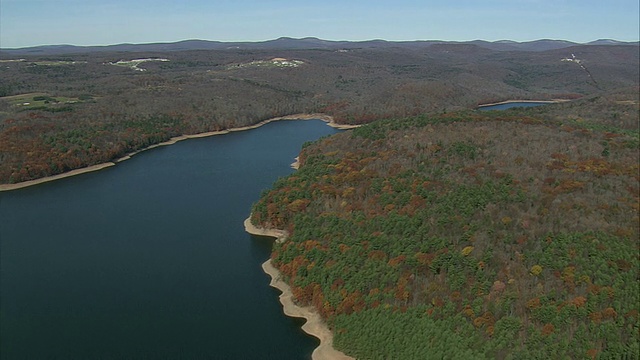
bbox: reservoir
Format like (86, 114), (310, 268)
(0, 119), (340, 359)
(477, 101), (552, 111)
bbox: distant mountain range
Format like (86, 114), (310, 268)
(2, 37), (638, 55)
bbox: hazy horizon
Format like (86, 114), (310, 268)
(1, 0), (638, 49)
(2, 36), (639, 50)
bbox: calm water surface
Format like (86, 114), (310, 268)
(478, 101), (550, 111)
(0, 120), (340, 359)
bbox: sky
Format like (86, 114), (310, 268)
(1, 0), (638, 48)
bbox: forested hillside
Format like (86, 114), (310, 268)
(1, 44), (637, 184)
(250, 106), (639, 358)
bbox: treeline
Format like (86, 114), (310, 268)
(250, 111), (639, 358)
(1, 45), (638, 183)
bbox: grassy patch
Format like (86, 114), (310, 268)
(1, 93), (91, 111)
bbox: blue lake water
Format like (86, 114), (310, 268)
(478, 101), (551, 111)
(0, 120), (341, 359)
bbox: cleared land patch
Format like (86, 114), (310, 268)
(2, 93), (94, 111)
(108, 58), (170, 71)
(227, 58), (304, 70)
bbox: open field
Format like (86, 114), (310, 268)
(1, 93), (93, 112)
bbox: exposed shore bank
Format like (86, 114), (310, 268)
(0, 163), (116, 192)
(244, 218), (354, 360)
(291, 157), (300, 170)
(477, 99), (570, 108)
(0, 113), (357, 192)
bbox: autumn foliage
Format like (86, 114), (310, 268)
(251, 111), (639, 358)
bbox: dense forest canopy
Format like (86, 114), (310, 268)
(0, 43), (638, 184)
(250, 108), (639, 359)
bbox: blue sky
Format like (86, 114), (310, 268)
(1, 0), (638, 48)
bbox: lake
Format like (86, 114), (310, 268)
(477, 101), (552, 111)
(0, 120), (341, 359)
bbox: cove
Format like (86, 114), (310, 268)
(477, 101), (554, 111)
(0, 119), (341, 359)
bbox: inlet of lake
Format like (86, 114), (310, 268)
(0, 119), (341, 359)
(477, 101), (552, 111)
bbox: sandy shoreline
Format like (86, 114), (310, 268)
(0, 113), (357, 192)
(0, 163), (116, 192)
(244, 217), (354, 360)
(291, 157), (300, 170)
(477, 99), (569, 108)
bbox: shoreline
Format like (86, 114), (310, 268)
(477, 99), (570, 108)
(0, 113), (357, 192)
(244, 217), (354, 360)
(0, 163), (116, 192)
(291, 157), (300, 170)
